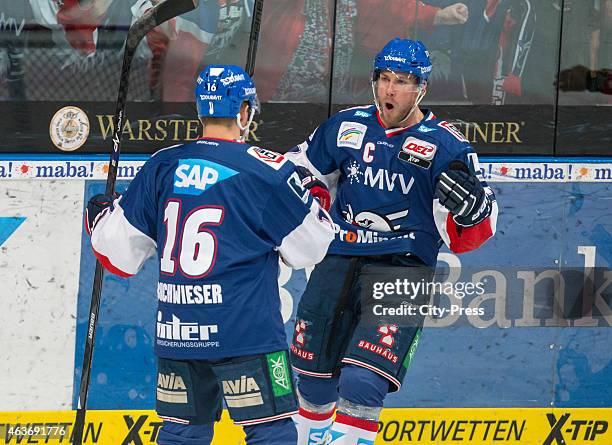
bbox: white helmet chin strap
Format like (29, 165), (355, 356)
(236, 107), (256, 141)
(396, 87), (426, 126)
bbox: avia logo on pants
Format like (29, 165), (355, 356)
(157, 372), (188, 404)
(222, 375), (263, 408)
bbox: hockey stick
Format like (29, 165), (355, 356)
(245, 0), (264, 76)
(72, 1), (198, 444)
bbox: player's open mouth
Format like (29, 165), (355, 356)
(384, 103), (395, 111)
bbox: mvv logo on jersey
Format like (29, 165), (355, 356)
(174, 159), (238, 196)
(157, 372), (188, 404)
(222, 375), (264, 408)
(337, 121), (367, 150)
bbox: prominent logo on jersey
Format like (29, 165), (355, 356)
(398, 137), (438, 169)
(267, 351), (292, 397)
(156, 311), (218, 342)
(49, 106), (90, 151)
(416, 124), (435, 133)
(0, 217), (25, 246)
(222, 375), (264, 408)
(346, 161), (364, 184)
(344, 204), (410, 232)
(354, 110), (371, 118)
(384, 55), (406, 63)
(336, 226), (416, 245)
(156, 372), (188, 404)
(247, 146), (287, 170)
(173, 159), (238, 196)
(337, 121), (367, 150)
(364, 166), (415, 195)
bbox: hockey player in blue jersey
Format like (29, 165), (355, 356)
(285, 38), (499, 445)
(85, 65), (335, 445)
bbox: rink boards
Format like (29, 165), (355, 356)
(0, 408), (611, 444)
(0, 156), (611, 443)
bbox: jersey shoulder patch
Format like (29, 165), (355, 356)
(337, 121), (368, 150)
(247, 146), (288, 171)
(437, 120), (468, 142)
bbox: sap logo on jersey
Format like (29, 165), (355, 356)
(174, 159), (238, 196)
(337, 121), (367, 150)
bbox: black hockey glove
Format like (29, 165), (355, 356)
(435, 161), (492, 227)
(294, 166), (331, 211)
(85, 193), (120, 235)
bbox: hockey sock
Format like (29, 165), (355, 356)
(326, 412), (378, 445)
(243, 418), (297, 445)
(293, 405), (335, 445)
(324, 364), (389, 444)
(295, 374), (339, 445)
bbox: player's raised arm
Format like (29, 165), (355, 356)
(262, 166), (335, 269)
(433, 151), (498, 253)
(284, 121), (342, 191)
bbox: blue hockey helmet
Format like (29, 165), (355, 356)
(195, 64), (260, 119)
(373, 38), (432, 84)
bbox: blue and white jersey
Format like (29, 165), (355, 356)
(91, 138), (334, 360)
(286, 105), (498, 266)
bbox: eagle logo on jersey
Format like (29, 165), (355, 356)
(337, 122), (367, 150)
(343, 204), (409, 232)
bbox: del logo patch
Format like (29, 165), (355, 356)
(398, 137), (437, 169)
(247, 146), (287, 170)
(337, 121), (367, 150)
(174, 159), (238, 196)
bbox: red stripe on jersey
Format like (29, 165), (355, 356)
(92, 247), (133, 278)
(446, 214), (494, 254)
(376, 111), (411, 137)
(334, 413), (379, 432)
